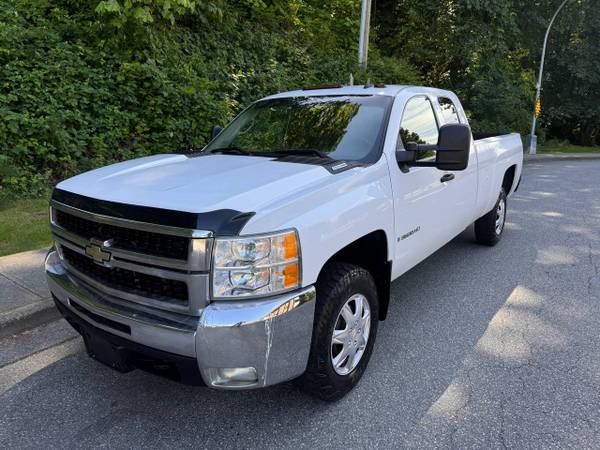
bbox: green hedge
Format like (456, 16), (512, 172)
(0, 0), (419, 196)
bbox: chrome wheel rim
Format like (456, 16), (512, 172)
(330, 293), (371, 376)
(495, 198), (505, 235)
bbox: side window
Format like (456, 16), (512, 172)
(438, 97), (461, 124)
(399, 96), (439, 160)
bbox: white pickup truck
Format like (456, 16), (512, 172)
(46, 85), (522, 400)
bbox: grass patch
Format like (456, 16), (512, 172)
(538, 144), (600, 153)
(0, 197), (51, 257)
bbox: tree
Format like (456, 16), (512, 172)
(536, 0), (599, 145)
(373, 0), (598, 144)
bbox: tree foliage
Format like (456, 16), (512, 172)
(539, 1), (600, 145)
(0, 0), (417, 195)
(95, 0), (223, 25)
(373, 0), (598, 142)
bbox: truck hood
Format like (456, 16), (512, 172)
(56, 154), (333, 214)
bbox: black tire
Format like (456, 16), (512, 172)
(474, 188), (507, 246)
(296, 262), (379, 401)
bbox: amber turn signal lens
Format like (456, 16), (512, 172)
(283, 232), (299, 260)
(281, 262), (299, 288)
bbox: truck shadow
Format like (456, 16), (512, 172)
(1, 161), (599, 448)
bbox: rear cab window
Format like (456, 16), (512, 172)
(438, 97), (461, 125)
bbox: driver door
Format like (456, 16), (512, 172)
(388, 95), (460, 276)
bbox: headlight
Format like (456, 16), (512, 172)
(212, 230), (301, 299)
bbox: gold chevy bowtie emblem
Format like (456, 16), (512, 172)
(85, 239), (113, 265)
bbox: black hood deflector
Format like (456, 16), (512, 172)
(51, 188), (254, 236)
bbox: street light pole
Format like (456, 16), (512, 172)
(529, 0), (570, 155)
(358, 0), (372, 70)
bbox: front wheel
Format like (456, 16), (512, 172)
(296, 263), (379, 401)
(474, 188), (507, 246)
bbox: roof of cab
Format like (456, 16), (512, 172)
(263, 84), (409, 100)
(262, 84), (454, 100)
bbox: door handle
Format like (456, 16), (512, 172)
(440, 173), (455, 183)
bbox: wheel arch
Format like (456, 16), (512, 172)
(318, 230), (392, 321)
(502, 164), (517, 196)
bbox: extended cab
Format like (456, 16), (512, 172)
(46, 85), (523, 400)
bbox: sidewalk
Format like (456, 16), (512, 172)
(0, 248), (58, 338)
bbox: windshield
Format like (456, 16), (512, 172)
(204, 95), (393, 162)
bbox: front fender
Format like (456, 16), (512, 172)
(241, 158), (395, 287)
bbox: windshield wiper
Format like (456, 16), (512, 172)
(208, 146), (252, 155)
(209, 147), (333, 160)
(265, 149), (331, 159)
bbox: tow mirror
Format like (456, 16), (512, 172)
(211, 124), (223, 140)
(435, 124), (471, 170)
(396, 124), (471, 171)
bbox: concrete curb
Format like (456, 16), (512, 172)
(0, 298), (60, 339)
(524, 153), (600, 163)
(0, 248), (58, 338)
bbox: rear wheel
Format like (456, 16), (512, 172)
(297, 263), (379, 401)
(474, 188), (507, 246)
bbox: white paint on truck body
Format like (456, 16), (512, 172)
(57, 84), (523, 289)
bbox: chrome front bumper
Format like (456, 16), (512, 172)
(45, 249), (316, 389)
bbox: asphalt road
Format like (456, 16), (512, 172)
(1, 160), (600, 449)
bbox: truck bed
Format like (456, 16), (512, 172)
(472, 132), (523, 218)
(472, 132), (514, 141)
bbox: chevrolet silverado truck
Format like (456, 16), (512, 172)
(46, 85), (523, 400)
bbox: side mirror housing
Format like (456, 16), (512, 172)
(435, 124), (471, 171)
(211, 124), (223, 140)
(396, 124), (471, 171)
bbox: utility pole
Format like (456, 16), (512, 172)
(358, 0), (372, 70)
(529, 0), (570, 155)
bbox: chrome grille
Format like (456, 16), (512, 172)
(50, 200), (212, 315)
(55, 209), (189, 260)
(61, 246), (188, 304)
